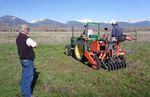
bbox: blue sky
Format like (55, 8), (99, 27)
(0, 0), (149, 23)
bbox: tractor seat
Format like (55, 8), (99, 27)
(117, 35), (126, 42)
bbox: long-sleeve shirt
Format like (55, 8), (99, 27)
(111, 25), (123, 37)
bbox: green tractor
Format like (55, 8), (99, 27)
(65, 22), (101, 60)
(65, 22), (134, 70)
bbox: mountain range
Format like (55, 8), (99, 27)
(0, 15), (150, 29)
(0, 15), (28, 27)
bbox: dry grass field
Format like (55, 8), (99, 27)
(0, 31), (149, 44)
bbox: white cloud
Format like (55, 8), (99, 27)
(115, 19), (150, 23)
(76, 18), (99, 23)
(127, 19), (150, 23)
(102, 19), (150, 23)
(31, 18), (47, 23)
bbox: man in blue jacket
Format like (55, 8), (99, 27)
(108, 20), (124, 51)
(110, 20), (123, 39)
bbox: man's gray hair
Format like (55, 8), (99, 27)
(20, 24), (30, 32)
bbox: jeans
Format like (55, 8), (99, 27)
(20, 59), (34, 97)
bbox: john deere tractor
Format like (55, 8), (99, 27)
(65, 22), (135, 70)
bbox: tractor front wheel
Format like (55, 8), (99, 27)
(65, 45), (72, 56)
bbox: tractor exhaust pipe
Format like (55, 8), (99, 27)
(72, 26), (74, 38)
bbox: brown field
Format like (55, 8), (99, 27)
(0, 31), (149, 44)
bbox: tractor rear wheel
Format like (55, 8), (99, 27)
(65, 45), (72, 56)
(93, 56), (101, 70)
(74, 39), (87, 61)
